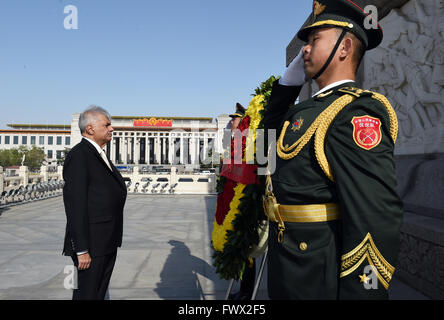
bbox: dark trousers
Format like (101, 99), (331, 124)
(71, 251), (117, 300)
(228, 259), (256, 300)
(240, 259), (256, 297)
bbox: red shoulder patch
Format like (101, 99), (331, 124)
(351, 116), (382, 150)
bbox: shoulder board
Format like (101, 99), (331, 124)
(337, 87), (374, 98)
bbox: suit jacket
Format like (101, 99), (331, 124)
(62, 138), (127, 258)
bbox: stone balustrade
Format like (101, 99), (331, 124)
(0, 165), (64, 208)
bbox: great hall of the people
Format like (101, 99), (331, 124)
(0, 113), (232, 169)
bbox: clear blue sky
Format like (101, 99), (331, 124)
(0, 0), (312, 129)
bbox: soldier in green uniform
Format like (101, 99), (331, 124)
(263, 0), (404, 299)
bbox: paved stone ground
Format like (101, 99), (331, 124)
(0, 195), (429, 300)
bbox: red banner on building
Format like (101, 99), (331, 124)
(133, 118), (173, 127)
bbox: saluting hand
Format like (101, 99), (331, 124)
(280, 47), (309, 86)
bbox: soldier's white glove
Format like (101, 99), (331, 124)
(279, 48), (308, 86)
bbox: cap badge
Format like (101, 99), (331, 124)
(313, 1), (326, 16)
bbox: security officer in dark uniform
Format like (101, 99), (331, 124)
(230, 102), (246, 120)
(263, 0), (403, 299)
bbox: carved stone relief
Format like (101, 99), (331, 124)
(363, 0), (444, 155)
(397, 231), (444, 298)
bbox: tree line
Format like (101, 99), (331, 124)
(0, 147), (70, 171)
(0, 146), (45, 171)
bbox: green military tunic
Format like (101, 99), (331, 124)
(263, 80), (403, 299)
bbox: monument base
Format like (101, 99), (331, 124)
(395, 154), (444, 299)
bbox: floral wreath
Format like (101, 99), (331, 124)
(211, 76), (278, 280)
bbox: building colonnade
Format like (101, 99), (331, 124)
(106, 130), (216, 166)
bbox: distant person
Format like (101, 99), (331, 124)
(229, 103), (244, 131)
(62, 105), (127, 300)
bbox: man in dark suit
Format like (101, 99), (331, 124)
(62, 105), (127, 300)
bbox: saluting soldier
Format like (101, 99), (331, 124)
(263, 0), (403, 299)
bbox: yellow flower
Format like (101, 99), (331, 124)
(245, 94), (265, 130)
(244, 94), (265, 163)
(212, 183), (246, 252)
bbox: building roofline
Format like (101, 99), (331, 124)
(112, 116), (213, 121)
(112, 127), (217, 132)
(7, 124), (71, 129)
(7, 116), (214, 128)
(0, 130), (71, 134)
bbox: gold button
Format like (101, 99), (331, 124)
(299, 242), (308, 251)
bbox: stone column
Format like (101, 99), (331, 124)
(154, 135), (160, 164)
(133, 165), (140, 181)
(40, 165), (49, 182)
(19, 166), (29, 187)
(190, 136), (196, 165)
(203, 135), (209, 164)
(19, 166), (28, 187)
(162, 137), (165, 164)
(115, 137), (119, 164)
(168, 136), (174, 165)
(117, 137), (121, 164)
(184, 136), (190, 165)
(146, 137), (150, 165)
(180, 136), (184, 164)
(170, 166), (177, 185)
(195, 136), (200, 165)
(122, 137), (128, 165)
(0, 166), (4, 193)
(134, 138), (140, 165)
(162, 137), (167, 164)
(185, 137), (190, 165)
(57, 166), (63, 181)
(129, 137), (134, 164)
(196, 136), (200, 165)
(110, 137), (116, 163)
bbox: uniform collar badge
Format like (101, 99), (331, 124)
(315, 90), (333, 99)
(291, 117), (304, 132)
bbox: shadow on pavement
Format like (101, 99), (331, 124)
(155, 240), (219, 299)
(0, 206), (10, 217)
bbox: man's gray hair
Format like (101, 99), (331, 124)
(78, 105), (112, 134)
